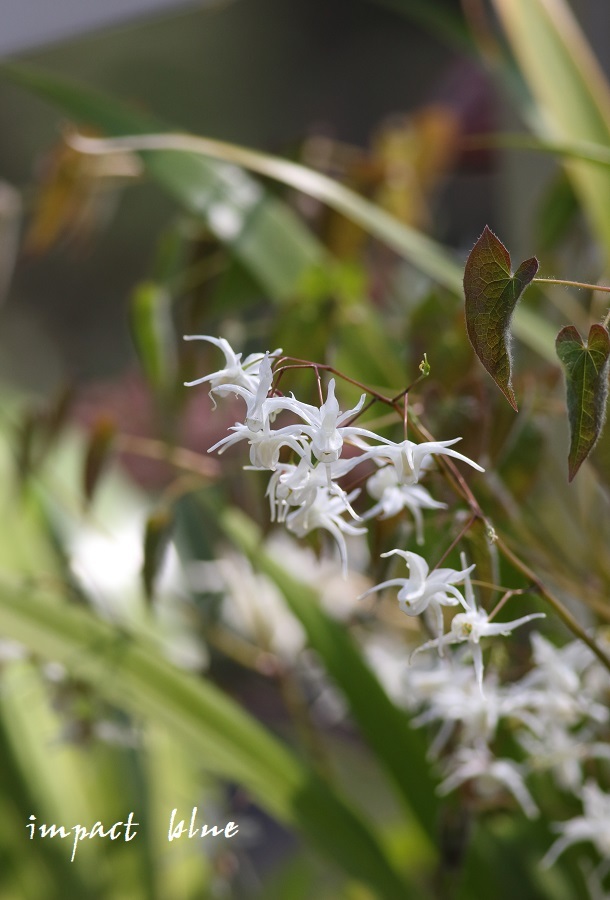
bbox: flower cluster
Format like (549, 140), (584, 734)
(187, 335), (610, 886)
(185, 335), (484, 572)
(366, 625), (610, 872)
(362, 550), (544, 688)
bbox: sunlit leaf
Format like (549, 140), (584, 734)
(0, 661), (100, 892)
(464, 226), (539, 410)
(0, 713), (88, 898)
(555, 323), (610, 481)
(0, 584), (410, 898)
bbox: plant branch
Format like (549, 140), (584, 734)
(115, 434), (220, 479)
(533, 277), (610, 294)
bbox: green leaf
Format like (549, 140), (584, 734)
(464, 226), (539, 410)
(130, 281), (177, 395)
(0, 663), (99, 897)
(555, 323), (610, 481)
(0, 584), (410, 898)
(142, 505), (174, 601)
(82, 415), (116, 506)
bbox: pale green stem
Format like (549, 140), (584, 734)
(534, 277), (610, 294)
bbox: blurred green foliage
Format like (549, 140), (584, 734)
(0, 0), (610, 897)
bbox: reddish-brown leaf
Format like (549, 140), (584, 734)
(464, 226), (538, 410)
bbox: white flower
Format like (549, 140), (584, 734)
(184, 335), (281, 393)
(360, 437), (484, 485)
(208, 420), (307, 470)
(520, 633), (608, 725)
(517, 724), (610, 792)
(438, 746), (539, 819)
(0, 639), (27, 662)
(277, 379), (380, 464)
(411, 664), (506, 755)
(359, 550), (474, 644)
(542, 782), (610, 867)
(266, 455), (363, 523)
(361, 633), (413, 708)
(412, 555), (545, 690)
(186, 553), (305, 659)
(211, 352), (283, 432)
(264, 530), (368, 620)
(526, 632), (593, 695)
(362, 465), (447, 543)
(285, 487), (366, 576)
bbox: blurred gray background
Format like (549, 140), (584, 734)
(1, 0), (607, 390)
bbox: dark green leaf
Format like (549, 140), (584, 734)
(82, 415), (115, 506)
(555, 323), (610, 481)
(14, 387), (73, 484)
(142, 505), (174, 601)
(464, 226), (539, 410)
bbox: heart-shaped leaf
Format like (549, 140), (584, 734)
(464, 226), (539, 410)
(556, 323), (610, 481)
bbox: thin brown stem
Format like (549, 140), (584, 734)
(115, 434), (219, 480)
(432, 515), (476, 571)
(487, 588), (527, 621)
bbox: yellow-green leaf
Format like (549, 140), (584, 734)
(492, 0), (610, 259)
